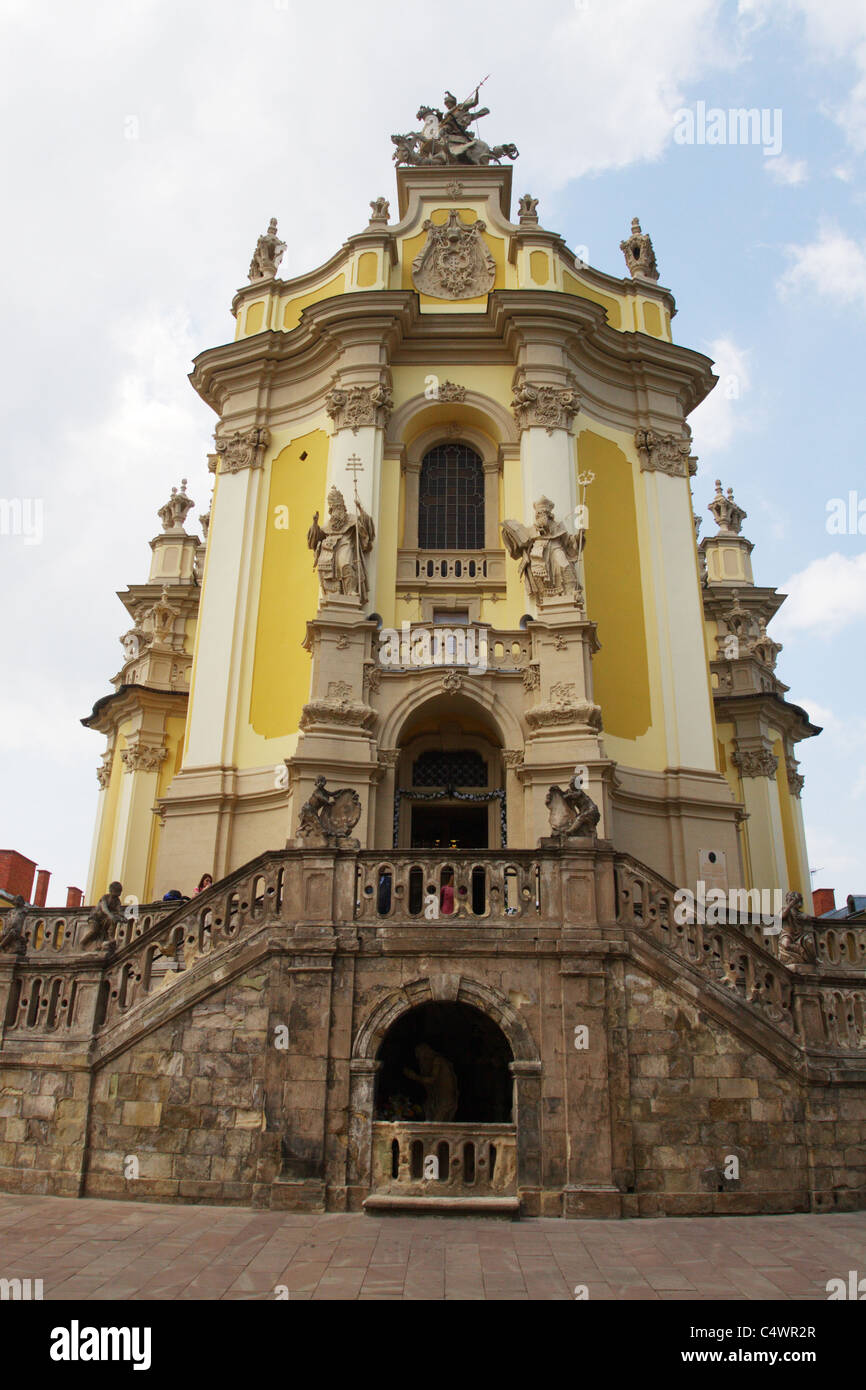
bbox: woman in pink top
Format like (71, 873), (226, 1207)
(440, 873), (455, 916)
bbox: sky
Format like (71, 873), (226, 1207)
(0, 0), (863, 903)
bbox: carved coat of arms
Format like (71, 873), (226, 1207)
(411, 209), (496, 300)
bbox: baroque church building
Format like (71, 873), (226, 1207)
(1, 97), (864, 1218)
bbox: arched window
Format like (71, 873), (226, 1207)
(418, 443), (484, 550)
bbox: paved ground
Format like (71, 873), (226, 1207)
(1, 1194), (864, 1300)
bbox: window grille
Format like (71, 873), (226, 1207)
(412, 750), (488, 788)
(418, 444), (484, 550)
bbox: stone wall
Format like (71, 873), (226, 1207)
(1, 847), (864, 1217)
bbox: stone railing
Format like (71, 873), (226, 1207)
(396, 548), (507, 591)
(11, 902), (174, 959)
(815, 924), (866, 971)
(615, 856), (797, 1035)
(0, 852), (297, 1042)
(376, 623), (530, 676)
(371, 1121), (517, 1197)
(355, 851), (545, 924)
(3, 847), (865, 1054)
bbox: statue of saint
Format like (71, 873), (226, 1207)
(501, 497), (583, 603)
(307, 486), (375, 604)
(403, 1043), (458, 1122)
(391, 89), (518, 167)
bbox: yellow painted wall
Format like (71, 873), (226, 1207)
(579, 430), (652, 741)
(773, 735), (805, 895)
(642, 301), (662, 336)
(563, 271), (623, 330)
(282, 275), (346, 332)
(87, 734), (126, 901)
(143, 715), (187, 901)
(374, 456), (401, 629)
(245, 301), (265, 336)
(529, 251), (550, 285)
(357, 252), (378, 287)
(248, 431), (327, 740)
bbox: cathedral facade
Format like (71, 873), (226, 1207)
(1, 103), (863, 1218)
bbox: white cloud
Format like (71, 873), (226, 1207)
(777, 226), (866, 308)
(774, 553), (866, 637)
(689, 336), (752, 455)
(765, 154), (808, 184)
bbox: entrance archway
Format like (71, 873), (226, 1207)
(375, 1001), (514, 1123)
(392, 694), (506, 849)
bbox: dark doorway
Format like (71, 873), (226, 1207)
(410, 802), (488, 849)
(375, 1001), (513, 1122)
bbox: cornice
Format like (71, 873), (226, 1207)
(702, 584), (786, 621)
(81, 684), (189, 736)
(190, 287), (717, 431)
(712, 690), (822, 742)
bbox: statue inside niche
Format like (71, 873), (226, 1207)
(403, 1043), (458, 1122)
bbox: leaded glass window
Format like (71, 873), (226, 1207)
(418, 443), (484, 550)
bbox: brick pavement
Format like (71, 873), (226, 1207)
(0, 1194), (863, 1300)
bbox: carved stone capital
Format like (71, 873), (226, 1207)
(96, 751), (113, 790)
(786, 756), (805, 797)
(732, 744), (778, 780)
(511, 379), (580, 435)
(120, 742), (167, 774)
(214, 426), (270, 474)
(635, 427), (694, 477)
(503, 749), (524, 768)
(325, 380), (393, 434)
(378, 749), (400, 768)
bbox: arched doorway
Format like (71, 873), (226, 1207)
(375, 1001), (514, 1123)
(366, 1000), (520, 1204)
(392, 694), (506, 849)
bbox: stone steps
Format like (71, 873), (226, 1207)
(362, 1193), (520, 1218)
